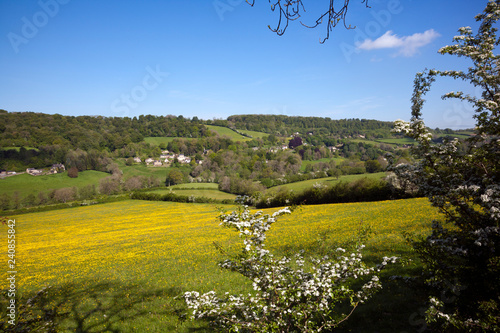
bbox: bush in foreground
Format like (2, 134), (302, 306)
(184, 199), (396, 332)
(392, 1), (500, 330)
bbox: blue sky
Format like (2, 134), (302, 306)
(0, 0), (489, 129)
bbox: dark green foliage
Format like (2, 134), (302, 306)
(166, 169), (184, 186)
(0, 112), (209, 150)
(227, 114), (395, 139)
(0, 112), (210, 171)
(256, 177), (405, 208)
(365, 160), (382, 173)
(125, 157), (134, 166)
(218, 176), (266, 196)
(0, 194), (11, 211)
(130, 191), (232, 204)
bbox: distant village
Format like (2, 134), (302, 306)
(0, 151), (198, 178)
(141, 150), (196, 167)
(1, 142), (353, 179)
(0, 163), (66, 178)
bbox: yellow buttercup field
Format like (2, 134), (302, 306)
(1, 198), (442, 332)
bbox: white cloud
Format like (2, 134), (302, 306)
(357, 29), (440, 56)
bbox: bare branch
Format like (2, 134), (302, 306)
(245, 1), (369, 43)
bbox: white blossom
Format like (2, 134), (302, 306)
(184, 202), (395, 332)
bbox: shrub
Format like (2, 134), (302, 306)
(184, 201), (396, 332)
(166, 169), (184, 186)
(391, 2), (500, 330)
(53, 187), (76, 203)
(67, 166), (78, 178)
(125, 157), (134, 166)
(256, 178), (397, 208)
(99, 176), (121, 195)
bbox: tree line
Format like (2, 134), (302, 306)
(226, 114), (395, 138)
(0, 111), (209, 151)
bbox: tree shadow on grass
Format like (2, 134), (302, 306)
(271, 232), (429, 332)
(1, 282), (213, 332)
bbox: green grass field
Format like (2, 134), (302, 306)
(300, 157), (345, 171)
(115, 158), (169, 181)
(0, 170), (109, 198)
(143, 137), (194, 146)
(168, 183), (219, 190)
(441, 133), (471, 139)
(143, 128), (269, 146)
(237, 129), (269, 139)
(149, 183), (237, 201)
(375, 137), (416, 145)
(267, 172), (387, 193)
(1, 198), (442, 332)
(347, 137), (415, 146)
(149, 189), (236, 201)
(206, 125), (251, 141)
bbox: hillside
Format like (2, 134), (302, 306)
(1, 198), (443, 332)
(227, 114), (395, 138)
(0, 110), (471, 213)
(0, 111), (209, 150)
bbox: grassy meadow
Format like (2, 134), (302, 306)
(299, 157), (345, 171)
(374, 137), (415, 145)
(1, 198), (443, 332)
(0, 170), (109, 198)
(148, 186), (237, 201)
(143, 137), (194, 146)
(267, 171), (387, 193)
(237, 129), (269, 139)
(115, 159), (169, 181)
(205, 125), (251, 141)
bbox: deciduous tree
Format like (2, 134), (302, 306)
(67, 166), (78, 178)
(184, 200), (395, 332)
(288, 135), (303, 149)
(166, 169), (184, 186)
(391, 1), (500, 330)
(99, 177), (121, 195)
(53, 187), (76, 203)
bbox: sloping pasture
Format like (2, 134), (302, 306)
(1, 198), (442, 332)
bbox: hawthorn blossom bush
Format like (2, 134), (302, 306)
(391, 1), (500, 330)
(184, 197), (396, 332)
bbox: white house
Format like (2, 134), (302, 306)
(26, 168), (43, 176)
(50, 164), (65, 174)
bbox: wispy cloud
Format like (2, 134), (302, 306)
(357, 29), (440, 56)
